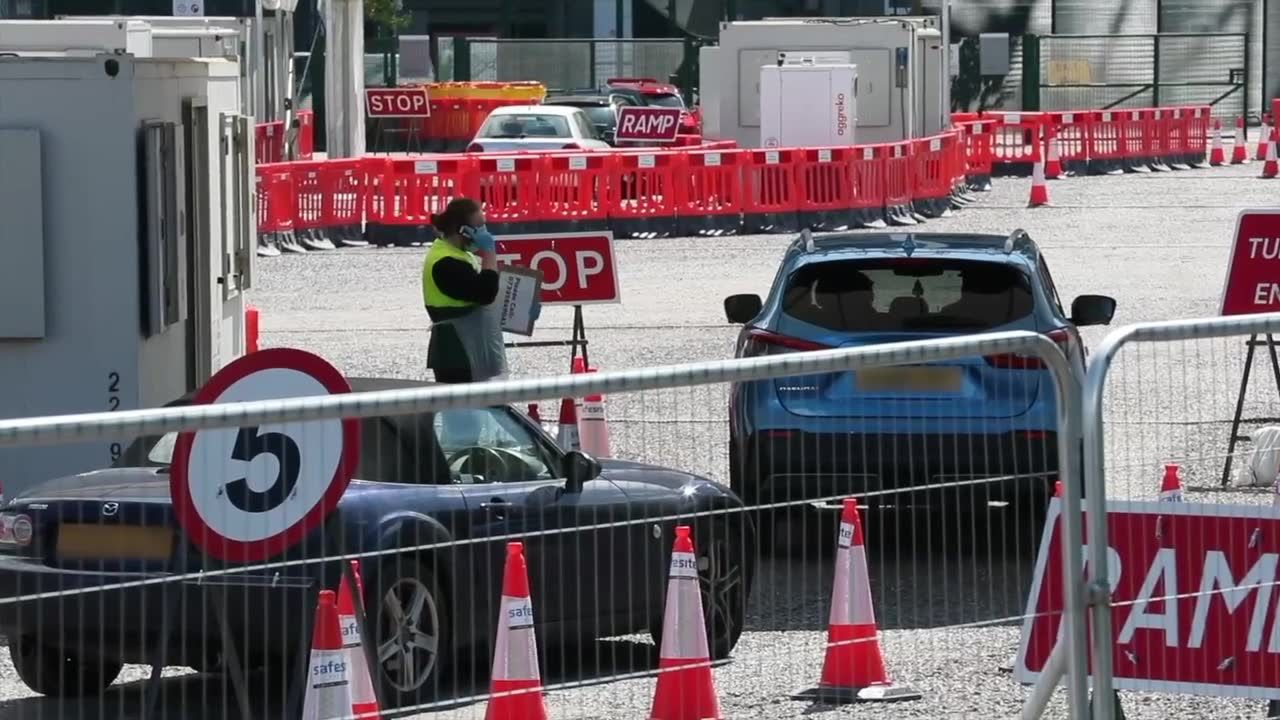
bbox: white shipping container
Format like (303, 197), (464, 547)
(759, 63), (857, 149)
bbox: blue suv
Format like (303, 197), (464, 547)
(723, 231), (1116, 539)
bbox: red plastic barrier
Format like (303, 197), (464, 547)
(538, 152), (612, 231)
(295, 111), (315, 160)
(880, 142), (915, 223)
(956, 119), (995, 186)
(989, 112), (1043, 165)
(255, 164), (295, 234)
(471, 154), (544, 234)
(676, 148), (746, 236)
(741, 148), (802, 234)
(608, 150), (681, 236)
(912, 133), (953, 218)
(797, 147), (855, 230)
(1042, 111), (1088, 172)
(255, 121), (286, 164)
(368, 156), (473, 228)
(849, 146), (887, 227)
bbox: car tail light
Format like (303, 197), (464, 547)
(466, 142), (483, 153)
(984, 328), (1072, 369)
(740, 327), (831, 358)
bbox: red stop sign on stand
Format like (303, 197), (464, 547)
(494, 232), (620, 305)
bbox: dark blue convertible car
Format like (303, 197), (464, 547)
(0, 378), (755, 710)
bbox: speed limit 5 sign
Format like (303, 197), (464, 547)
(169, 348), (360, 562)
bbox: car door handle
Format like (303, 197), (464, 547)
(480, 498), (511, 514)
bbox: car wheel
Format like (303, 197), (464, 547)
(367, 558), (449, 709)
(9, 634), (122, 697)
(649, 535), (748, 660)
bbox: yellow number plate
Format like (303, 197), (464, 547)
(56, 524), (174, 562)
(855, 366), (963, 393)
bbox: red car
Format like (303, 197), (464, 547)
(605, 77), (702, 136)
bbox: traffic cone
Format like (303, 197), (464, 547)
(1045, 137), (1062, 179)
(486, 542), (548, 720)
(579, 368), (611, 459)
(1159, 464), (1185, 502)
(1256, 114), (1272, 160)
(795, 499), (921, 703)
(527, 403), (541, 424)
(302, 590), (354, 720)
(337, 563), (380, 720)
(649, 525), (722, 720)
(571, 355), (587, 375)
(1232, 117), (1249, 164)
(1028, 161), (1049, 207)
(1209, 120), (1226, 166)
(555, 397), (580, 452)
(1262, 129), (1278, 179)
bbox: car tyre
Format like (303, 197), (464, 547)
(367, 557), (450, 710)
(9, 634), (122, 698)
(649, 534), (748, 660)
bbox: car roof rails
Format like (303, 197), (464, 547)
(1003, 228), (1033, 254)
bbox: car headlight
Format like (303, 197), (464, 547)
(0, 512), (32, 549)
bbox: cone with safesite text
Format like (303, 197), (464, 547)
(337, 562), (381, 720)
(1045, 137), (1062, 179)
(649, 526), (722, 720)
(579, 367), (612, 459)
(302, 590), (354, 720)
(1159, 463), (1185, 502)
(485, 542), (547, 720)
(1262, 128), (1278, 179)
(556, 397), (580, 452)
(1257, 115), (1272, 160)
(795, 499), (920, 704)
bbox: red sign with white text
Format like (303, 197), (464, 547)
(365, 88), (431, 118)
(1221, 209), (1280, 315)
(495, 232), (620, 305)
(1015, 499), (1280, 700)
(615, 106), (683, 143)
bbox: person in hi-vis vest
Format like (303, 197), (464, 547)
(422, 198), (540, 383)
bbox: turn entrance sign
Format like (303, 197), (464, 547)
(169, 348), (360, 562)
(1221, 209), (1280, 315)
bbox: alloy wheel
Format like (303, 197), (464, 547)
(377, 576), (441, 693)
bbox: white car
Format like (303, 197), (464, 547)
(466, 105), (612, 153)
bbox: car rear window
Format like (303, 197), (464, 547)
(478, 114), (571, 138)
(781, 258), (1035, 332)
(581, 106), (616, 126)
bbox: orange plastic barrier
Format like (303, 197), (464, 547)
(675, 148), (746, 236)
(742, 148), (802, 234)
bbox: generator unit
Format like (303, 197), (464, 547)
(759, 62), (858, 148)
(699, 16), (949, 148)
(0, 53), (255, 497)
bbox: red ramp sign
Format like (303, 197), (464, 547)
(615, 106), (683, 143)
(1016, 499), (1280, 699)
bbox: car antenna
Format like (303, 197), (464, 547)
(801, 227), (815, 253)
(1004, 229), (1030, 254)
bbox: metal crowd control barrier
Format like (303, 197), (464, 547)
(1080, 313), (1280, 720)
(0, 332), (1088, 719)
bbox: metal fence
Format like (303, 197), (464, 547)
(0, 332), (1086, 719)
(441, 37), (691, 92)
(1080, 313), (1280, 720)
(1033, 33), (1248, 121)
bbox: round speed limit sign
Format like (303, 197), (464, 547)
(169, 348), (360, 563)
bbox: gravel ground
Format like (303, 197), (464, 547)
(4, 157), (1280, 719)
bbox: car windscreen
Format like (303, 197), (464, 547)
(782, 258), (1035, 332)
(477, 114), (571, 138)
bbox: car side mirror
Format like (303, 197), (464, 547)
(724, 294), (763, 324)
(1070, 294), (1117, 326)
(562, 450), (601, 493)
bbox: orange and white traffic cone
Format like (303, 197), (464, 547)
(1028, 161), (1049, 207)
(337, 563), (381, 720)
(1232, 116), (1249, 164)
(1257, 114), (1272, 160)
(796, 499), (920, 703)
(1159, 463), (1185, 502)
(302, 590), (355, 720)
(485, 542), (547, 720)
(1045, 137), (1062, 179)
(649, 525), (722, 720)
(1209, 119), (1226, 166)
(1262, 129), (1278, 179)
(579, 367), (611, 459)
(555, 397), (580, 452)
